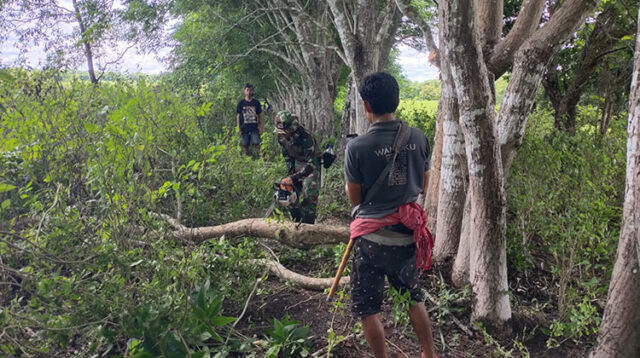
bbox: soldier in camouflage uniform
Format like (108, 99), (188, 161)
(275, 110), (321, 224)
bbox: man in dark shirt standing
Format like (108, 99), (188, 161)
(344, 72), (438, 358)
(236, 83), (263, 157)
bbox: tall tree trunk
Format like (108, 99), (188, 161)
(328, 0), (402, 134)
(72, 0), (98, 85)
(590, 10), (640, 357)
(423, 80), (445, 231)
(452, 194), (472, 287)
(290, 1), (342, 136)
(487, 0), (546, 78)
(434, 66), (467, 263)
(475, 0), (503, 57)
(447, 0), (546, 288)
(338, 74), (355, 155)
(256, 0), (341, 136)
(441, 0), (511, 328)
(441, 0), (599, 329)
(499, 0), (600, 172)
(441, 0), (548, 286)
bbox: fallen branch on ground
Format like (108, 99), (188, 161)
(166, 217), (350, 248)
(253, 259), (350, 291)
(311, 332), (358, 357)
(424, 291), (474, 337)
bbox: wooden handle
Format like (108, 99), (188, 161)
(326, 238), (355, 302)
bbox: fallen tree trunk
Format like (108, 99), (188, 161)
(162, 216), (352, 289)
(171, 218), (350, 248)
(254, 259), (350, 291)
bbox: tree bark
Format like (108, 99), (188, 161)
(255, 0), (343, 136)
(171, 218), (350, 248)
(452, 194), (472, 287)
(498, 0), (600, 172)
(423, 90), (444, 231)
(435, 0), (599, 332)
(433, 65), (467, 263)
(475, 0), (503, 57)
(487, 0), (546, 78)
(441, 0), (511, 328)
(590, 10), (640, 356)
(289, 0), (342, 135)
(328, 0), (402, 134)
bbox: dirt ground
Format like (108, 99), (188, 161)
(236, 261), (594, 358)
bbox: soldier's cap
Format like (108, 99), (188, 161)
(275, 110), (299, 133)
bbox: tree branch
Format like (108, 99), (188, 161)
(171, 218), (350, 248)
(488, 0), (546, 77)
(394, 0), (439, 62)
(254, 259), (350, 291)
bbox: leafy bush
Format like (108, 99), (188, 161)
(0, 70), (286, 356)
(506, 107), (626, 343)
(396, 99), (437, 141)
(263, 316), (312, 358)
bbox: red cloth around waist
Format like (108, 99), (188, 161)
(350, 202), (434, 271)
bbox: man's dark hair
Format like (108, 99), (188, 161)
(244, 83), (254, 89)
(358, 72), (399, 115)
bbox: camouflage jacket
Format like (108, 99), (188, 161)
(277, 127), (321, 181)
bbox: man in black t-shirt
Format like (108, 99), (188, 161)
(236, 83), (263, 157)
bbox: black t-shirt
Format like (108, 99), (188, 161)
(236, 99), (262, 133)
(344, 120), (430, 218)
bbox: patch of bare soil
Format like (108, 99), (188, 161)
(234, 260), (595, 358)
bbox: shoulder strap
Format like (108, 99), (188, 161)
(351, 121), (411, 217)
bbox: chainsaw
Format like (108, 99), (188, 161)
(263, 181), (299, 218)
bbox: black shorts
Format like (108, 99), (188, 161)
(241, 130), (260, 146)
(350, 237), (423, 318)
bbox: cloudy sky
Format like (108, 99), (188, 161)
(0, 40), (438, 82)
(396, 44), (439, 81)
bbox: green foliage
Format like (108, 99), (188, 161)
(494, 77), (509, 105)
(546, 296), (600, 348)
(122, 280), (238, 358)
(507, 106), (626, 343)
(171, 0), (280, 94)
(400, 80), (441, 100)
(396, 99), (437, 142)
(0, 70), (286, 356)
(263, 316), (312, 358)
(316, 160), (351, 222)
(389, 287), (414, 334)
(325, 288), (349, 357)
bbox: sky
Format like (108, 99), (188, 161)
(0, 40), (439, 82)
(396, 44), (439, 82)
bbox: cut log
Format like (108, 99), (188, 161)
(172, 218), (350, 248)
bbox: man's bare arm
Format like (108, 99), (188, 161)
(345, 181), (362, 206)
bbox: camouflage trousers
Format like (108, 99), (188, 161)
(291, 162), (319, 224)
